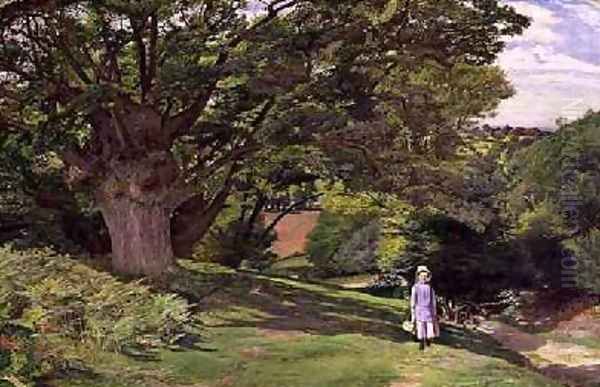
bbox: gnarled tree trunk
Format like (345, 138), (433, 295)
(61, 101), (239, 277)
(101, 198), (174, 277)
(94, 150), (183, 277)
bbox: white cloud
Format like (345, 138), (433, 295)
(487, 45), (600, 127)
(498, 45), (600, 74)
(484, 94), (558, 128)
(485, 85), (600, 128)
(483, 1), (600, 128)
(563, 1), (600, 28)
(506, 1), (563, 44)
(484, 64), (600, 128)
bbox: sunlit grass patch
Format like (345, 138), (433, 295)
(539, 332), (600, 351)
(324, 274), (377, 288)
(47, 261), (563, 387)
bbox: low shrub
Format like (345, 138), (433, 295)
(327, 220), (380, 276)
(0, 323), (42, 387)
(201, 219), (277, 270)
(563, 228), (600, 292)
(0, 246), (198, 383)
(305, 211), (371, 276)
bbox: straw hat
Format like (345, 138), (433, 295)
(416, 265), (431, 277)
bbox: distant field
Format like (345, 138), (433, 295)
(261, 211), (321, 258)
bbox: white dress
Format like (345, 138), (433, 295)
(410, 282), (440, 340)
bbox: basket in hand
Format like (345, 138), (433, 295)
(402, 320), (415, 334)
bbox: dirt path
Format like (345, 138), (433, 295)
(479, 320), (600, 387)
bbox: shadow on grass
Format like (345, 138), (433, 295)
(494, 289), (600, 335)
(166, 266), (536, 374)
(437, 324), (535, 370)
(540, 363), (600, 386)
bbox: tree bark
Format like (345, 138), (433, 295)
(60, 100), (240, 276)
(101, 198), (174, 277)
(95, 150), (180, 277)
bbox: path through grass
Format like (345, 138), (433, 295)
(52, 263), (563, 387)
(482, 318), (600, 386)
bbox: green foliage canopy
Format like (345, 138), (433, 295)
(0, 0), (529, 275)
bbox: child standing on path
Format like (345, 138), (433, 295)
(410, 265), (439, 350)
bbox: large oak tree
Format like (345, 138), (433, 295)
(0, 0), (528, 276)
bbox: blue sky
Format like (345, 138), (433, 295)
(484, 0), (600, 129)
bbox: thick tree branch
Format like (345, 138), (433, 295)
(60, 147), (99, 182)
(87, 108), (118, 161)
(198, 97), (274, 171)
(53, 17), (94, 85)
(166, 1), (297, 139)
(167, 89), (215, 140)
(93, 7), (125, 83)
(59, 45), (94, 84)
(250, 97), (275, 130)
(148, 12), (158, 97)
(61, 148), (89, 170)
(190, 137), (260, 194)
(171, 163), (240, 257)
(244, 193), (267, 239)
(131, 16), (149, 101)
(108, 96), (135, 150)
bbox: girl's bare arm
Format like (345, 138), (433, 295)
(410, 285), (416, 322)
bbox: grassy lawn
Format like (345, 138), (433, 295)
(50, 263), (562, 387)
(322, 274), (378, 289)
(269, 255), (312, 270)
(266, 255), (314, 279)
(538, 332), (600, 350)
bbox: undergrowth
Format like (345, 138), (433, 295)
(0, 246), (199, 385)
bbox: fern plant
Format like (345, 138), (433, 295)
(0, 246), (199, 383)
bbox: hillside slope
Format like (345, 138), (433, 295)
(51, 263), (562, 387)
